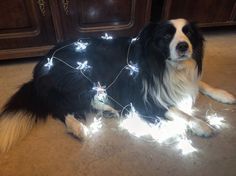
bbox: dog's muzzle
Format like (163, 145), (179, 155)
(176, 41), (191, 59)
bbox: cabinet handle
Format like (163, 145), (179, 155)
(37, 0), (46, 16)
(62, 0), (70, 15)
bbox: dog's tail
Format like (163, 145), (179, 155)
(0, 80), (48, 152)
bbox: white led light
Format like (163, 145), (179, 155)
(119, 103), (198, 155)
(176, 138), (197, 155)
(206, 113), (226, 129)
(131, 37), (138, 43)
(120, 104), (187, 142)
(177, 96), (195, 115)
(41, 39), (203, 156)
(76, 61), (91, 71)
(74, 40), (89, 52)
(89, 117), (102, 134)
(120, 104), (151, 137)
(150, 118), (188, 144)
(92, 82), (107, 102)
(126, 62), (139, 76)
(101, 33), (113, 40)
(44, 57), (53, 69)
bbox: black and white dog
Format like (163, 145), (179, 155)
(0, 19), (235, 152)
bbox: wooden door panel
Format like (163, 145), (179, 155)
(79, 0), (132, 26)
(58, 0), (151, 40)
(0, 2), (32, 29)
(0, 0), (56, 52)
(231, 2), (236, 21)
(162, 0), (236, 26)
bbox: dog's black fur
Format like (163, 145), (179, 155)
(1, 20), (203, 123)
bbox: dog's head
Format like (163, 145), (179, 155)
(139, 18), (204, 74)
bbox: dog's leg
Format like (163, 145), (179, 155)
(165, 107), (214, 137)
(65, 114), (88, 140)
(199, 81), (236, 104)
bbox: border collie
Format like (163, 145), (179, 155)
(0, 19), (235, 152)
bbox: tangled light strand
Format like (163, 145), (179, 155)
(44, 34), (200, 155)
(44, 36), (140, 99)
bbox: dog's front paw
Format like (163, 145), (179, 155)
(188, 118), (214, 137)
(65, 115), (88, 140)
(225, 94), (236, 104)
(218, 90), (236, 104)
(71, 122), (88, 140)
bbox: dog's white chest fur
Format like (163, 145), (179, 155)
(144, 59), (199, 109)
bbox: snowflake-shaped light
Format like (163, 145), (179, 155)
(101, 33), (113, 40)
(126, 62), (139, 76)
(120, 103), (198, 155)
(206, 113), (226, 129)
(76, 61), (91, 71)
(44, 57), (53, 69)
(176, 138), (197, 155)
(74, 40), (89, 52)
(89, 117), (103, 134)
(92, 82), (107, 102)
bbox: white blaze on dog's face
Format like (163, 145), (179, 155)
(169, 19), (193, 61)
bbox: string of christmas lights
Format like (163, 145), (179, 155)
(44, 33), (140, 108)
(42, 33), (226, 155)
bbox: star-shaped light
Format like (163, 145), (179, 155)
(101, 33), (113, 40)
(126, 62), (139, 76)
(74, 40), (89, 52)
(76, 61), (91, 71)
(44, 57), (53, 69)
(89, 117), (103, 134)
(92, 82), (107, 102)
(206, 113), (226, 129)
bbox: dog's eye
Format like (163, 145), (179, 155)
(183, 26), (191, 37)
(186, 31), (191, 36)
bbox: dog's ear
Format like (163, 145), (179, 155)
(189, 22), (205, 75)
(138, 23), (158, 41)
(189, 22), (204, 42)
(137, 22), (159, 50)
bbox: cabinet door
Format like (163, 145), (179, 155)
(0, 0), (56, 59)
(57, 0), (151, 40)
(162, 0), (236, 27)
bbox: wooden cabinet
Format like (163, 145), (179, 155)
(0, 0), (56, 59)
(0, 0), (151, 60)
(57, 0), (151, 40)
(161, 0), (236, 27)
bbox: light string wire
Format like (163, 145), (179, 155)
(46, 35), (158, 120)
(105, 66), (128, 90)
(44, 35), (160, 123)
(45, 35), (157, 120)
(43, 34), (201, 155)
(52, 43), (75, 58)
(104, 37), (139, 90)
(52, 56), (93, 83)
(121, 103), (133, 119)
(126, 38), (134, 66)
(47, 36), (139, 90)
(119, 102), (160, 122)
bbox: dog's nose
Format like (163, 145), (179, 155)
(176, 42), (189, 52)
